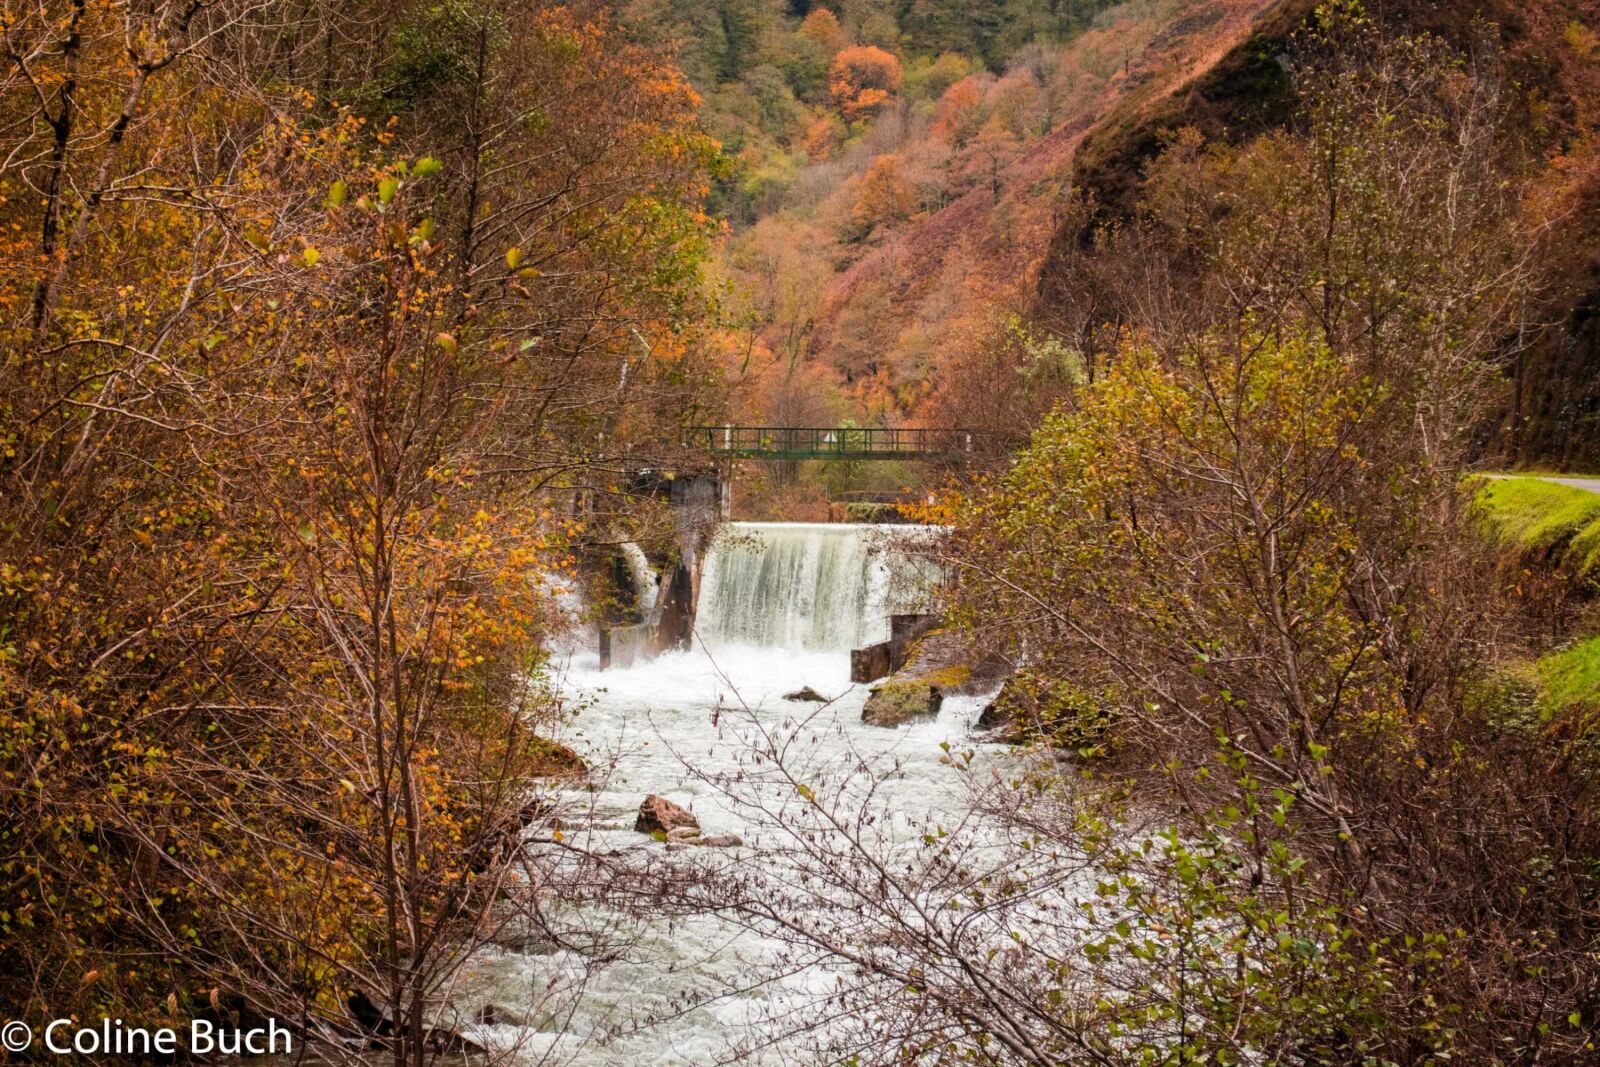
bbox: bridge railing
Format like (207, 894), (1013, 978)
(687, 425), (983, 460)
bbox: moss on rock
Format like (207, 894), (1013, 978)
(978, 672), (1114, 755)
(862, 680), (944, 727)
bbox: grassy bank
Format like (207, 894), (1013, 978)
(1476, 476), (1600, 729)
(1536, 635), (1600, 719)
(1474, 476), (1600, 586)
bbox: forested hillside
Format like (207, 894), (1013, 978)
(1035, 0), (1600, 467)
(625, 0), (1600, 474)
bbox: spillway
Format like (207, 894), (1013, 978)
(696, 522), (899, 652)
(451, 520), (990, 1066)
(619, 541), (659, 616)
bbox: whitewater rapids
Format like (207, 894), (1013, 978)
(448, 523), (1003, 1065)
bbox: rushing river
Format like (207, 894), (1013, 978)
(447, 523), (1001, 1065)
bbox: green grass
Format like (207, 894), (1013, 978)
(1473, 476), (1600, 584)
(1474, 477), (1600, 738)
(1536, 634), (1600, 718)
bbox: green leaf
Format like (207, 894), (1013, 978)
(505, 246), (522, 269)
(411, 156), (444, 178)
(325, 180), (347, 207)
(377, 177), (399, 206)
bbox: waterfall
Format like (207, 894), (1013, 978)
(620, 542), (659, 616)
(697, 522), (907, 652)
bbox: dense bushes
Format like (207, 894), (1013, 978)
(0, 0), (721, 1057)
(906, 10), (1600, 1060)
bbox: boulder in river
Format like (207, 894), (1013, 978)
(529, 736), (588, 779)
(861, 680), (944, 727)
(698, 833), (744, 848)
(635, 794), (700, 836)
(860, 627), (993, 727)
(783, 686), (829, 702)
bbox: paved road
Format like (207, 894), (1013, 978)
(1538, 476), (1600, 495)
(1486, 473), (1600, 495)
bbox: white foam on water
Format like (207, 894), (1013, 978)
(462, 524), (997, 1065)
(619, 542), (659, 616)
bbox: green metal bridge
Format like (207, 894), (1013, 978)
(688, 425), (982, 461)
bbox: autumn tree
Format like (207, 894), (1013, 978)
(0, 0), (723, 1060)
(953, 116), (1025, 199)
(802, 113), (845, 160)
(848, 153), (917, 237)
(798, 6), (846, 53)
(930, 74), (989, 142)
(923, 13), (1597, 1061)
(828, 44), (902, 122)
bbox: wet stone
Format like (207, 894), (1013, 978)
(635, 794), (700, 836)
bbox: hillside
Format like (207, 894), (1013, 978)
(1034, 0), (1600, 465)
(661, 0), (1600, 477)
(805, 0), (1294, 426)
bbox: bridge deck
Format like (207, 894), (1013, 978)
(688, 426), (980, 461)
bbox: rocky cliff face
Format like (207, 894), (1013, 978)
(801, 0), (1600, 468)
(1034, 0), (1600, 469)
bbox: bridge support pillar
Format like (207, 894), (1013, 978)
(598, 470), (724, 669)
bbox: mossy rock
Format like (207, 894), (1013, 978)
(978, 672), (1113, 755)
(916, 664), (972, 689)
(862, 680), (944, 727)
(528, 736), (588, 779)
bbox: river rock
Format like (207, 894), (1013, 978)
(861, 680), (943, 727)
(976, 679), (1022, 739)
(635, 794), (700, 836)
(976, 672), (1111, 752)
(476, 1003), (524, 1026)
(698, 833), (744, 848)
(529, 736), (588, 779)
(346, 990), (392, 1037)
(783, 686), (829, 702)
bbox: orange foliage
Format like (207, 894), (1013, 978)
(829, 45), (903, 122)
(804, 114), (846, 160)
(0, 0), (723, 1036)
(850, 154), (917, 235)
(799, 7), (847, 53)
(931, 75), (989, 142)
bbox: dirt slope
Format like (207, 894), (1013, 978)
(807, 0), (1297, 405)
